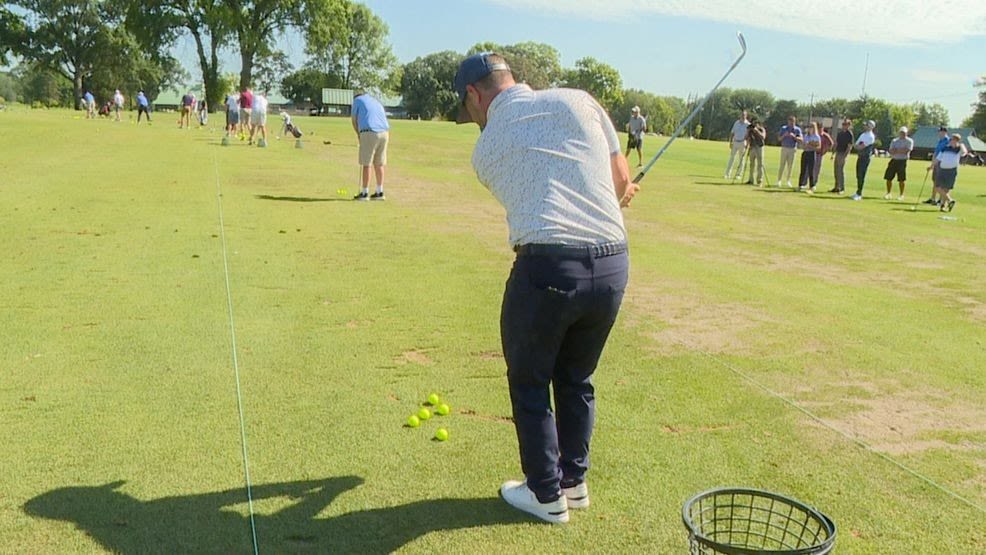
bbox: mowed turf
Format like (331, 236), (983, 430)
(1, 107), (984, 553)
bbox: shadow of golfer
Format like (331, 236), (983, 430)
(23, 477), (526, 553)
(254, 194), (349, 203)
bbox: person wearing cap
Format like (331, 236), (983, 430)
(136, 90), (151, 125)
(625, 106), (646, 167)
(351, 91), (390, 200)
(725, 110), (750, 180)
(453, 52), (637, 524)
(883, 126), (914, 200)
(776, 115), (803, 187)
(113, 89), (124, 122)
(851, 120), (876, 200)
(931, 133), (967, 212)
(744, 118), (766, 186)
(925, 126), (950, 205)
(829, 119), (854, 194)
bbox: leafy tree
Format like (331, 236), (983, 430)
(0, 71), (19, 103)
(727, 88), (775, 124)
(13, 0), (109, 109)
(612, 89), (676, 135)
(914, 102), (949, 127)
(0, 6), (26, 65)
(281, 66), (343, 110)
(400, 50), (460, 120)
(964, 78), (986, 136)
(562, 57), (623, 114)
(12, 61), (73, 107)
(253, 50), (293, 95)
(306, 0), (396, 91)
(764, 99), (799, 144)
(467, 41), (562, 90)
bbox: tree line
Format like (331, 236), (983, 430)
(2, 2), (983, 142)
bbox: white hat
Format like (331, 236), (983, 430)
(631, 106), (640, 113)
(865, 120), (876, 129)
(898, 126), (908, 133)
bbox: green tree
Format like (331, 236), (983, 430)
(281, 66), (343, 111)
(561, 57), (624, 114)
(467, 41), (562, 90)
(12, 61), (73, 107)
(613, 89), (675, 135)
(13, 0), (109, 109)
(728, 88), (775, 123)
(0, 6), (26, 65)
(914, 102), (949, 127)
(964, 78), (986, 136)
(306, 0), (396, 91)
(764, 99), (799, 144)
(253, 50), (293, 95)
(0, 71), (19, 103)
(400, 50), (460, 120)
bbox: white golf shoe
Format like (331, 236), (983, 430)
(500, 480), (569, 523)
(562, 482), (590, 509)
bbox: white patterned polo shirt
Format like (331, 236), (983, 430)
(471, 84), (628, 248)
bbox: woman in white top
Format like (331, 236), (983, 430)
(798, 122), (822, 193)
(931, 133), (967, 212)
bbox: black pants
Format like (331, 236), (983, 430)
(501, 244), (628, 502)
(137, 105), (151, 122)
(798, 150), (816, 189)
(856, 154), (871, 194)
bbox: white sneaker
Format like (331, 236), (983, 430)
(851, 194), (862, 201)
(562, 482), (590, 509)
(883, 193), (892, 200)
(786, 181), (793, 188)
(500, 480), (569, 523)
(897, 195), (905, 201)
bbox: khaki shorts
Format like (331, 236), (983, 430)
(252, 111), (267, 127)
(358, 131), (389, 166)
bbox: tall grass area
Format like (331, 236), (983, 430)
(0, 107), (983, 553)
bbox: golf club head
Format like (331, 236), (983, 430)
(737, 32), (747, 54)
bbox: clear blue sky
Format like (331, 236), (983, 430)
(174, 0), (985, 123)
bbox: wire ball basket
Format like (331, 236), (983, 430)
(682, 488), (836, 555)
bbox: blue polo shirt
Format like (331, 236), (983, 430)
(779, 124), (803, 148)
(933, 136), (949, 157)
(137, 93), (148, 107)
(352, 94), (389, 132)
(84, 92), (94, 103)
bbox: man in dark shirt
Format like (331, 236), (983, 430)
(745, 119), (766, 186)
(830, 119), (854, 193)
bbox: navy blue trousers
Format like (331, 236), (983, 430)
(500, 247), (628, 502)
(856, 154), (871, 194)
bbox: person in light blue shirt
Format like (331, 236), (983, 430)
(83, 91), (95, 119)
(351, 93), (391, 200)
(136, 91), (151, 125)
(776, 116), (803, 187)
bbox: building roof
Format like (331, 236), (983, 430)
(911, 126), (986, 152)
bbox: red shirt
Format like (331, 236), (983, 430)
(240, 90), (253, 109)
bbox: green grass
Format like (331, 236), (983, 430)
(1, 107), (984, 553)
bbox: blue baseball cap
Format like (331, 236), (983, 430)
(453, 52), (510, 124)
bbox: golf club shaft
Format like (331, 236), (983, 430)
(911, 166), (932, 209)
(633, 32), (748, 185)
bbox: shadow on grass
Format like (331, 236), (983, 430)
(255, 194), (350, 203)
(692, 181), (752, 186)
(23, 477), (527, 553)
(752, 188), (797, 193)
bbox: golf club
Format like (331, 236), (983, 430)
(909, 166), (932, 211)
(633, 31), (748, 185)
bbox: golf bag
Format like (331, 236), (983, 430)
(286, 122), (303, 138)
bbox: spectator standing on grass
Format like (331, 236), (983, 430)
(851, 120), (876, 200)
(136, 91), (151, 124)
(239, 88), (254, 137)
(883, 126), (913, 200)
(830, 119), (854, 194)
(351, 91), (390, 201)
(814, 124), (833, 185)
(932, 133), (967, 212)
(798, 122), (821, 193)
(776, 115), (803, 187)
(454, 52), (638, 524)
(925, 126), (950, 205)
(113, 89), (124, 122)
(224, 92), (240, 136)
(725, 110), (750, 179)
(83, 90), (95, 119)
(250, 91), (268, 146)
(198, 99), (208, 126)
(179, 91), (193, 128)
(625, 106), (646, 168)
(745, 119), (766, 186)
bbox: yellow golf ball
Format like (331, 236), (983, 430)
(436, 403), (450, 416)
(406, 415), (420, 428)
(427, 393), (441, 405)
(434, 428), (449, 441)
(418, 408), (432, 420)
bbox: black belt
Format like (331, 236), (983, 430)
(359, 129), (378, 133)
(513, 242), (627, 258)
